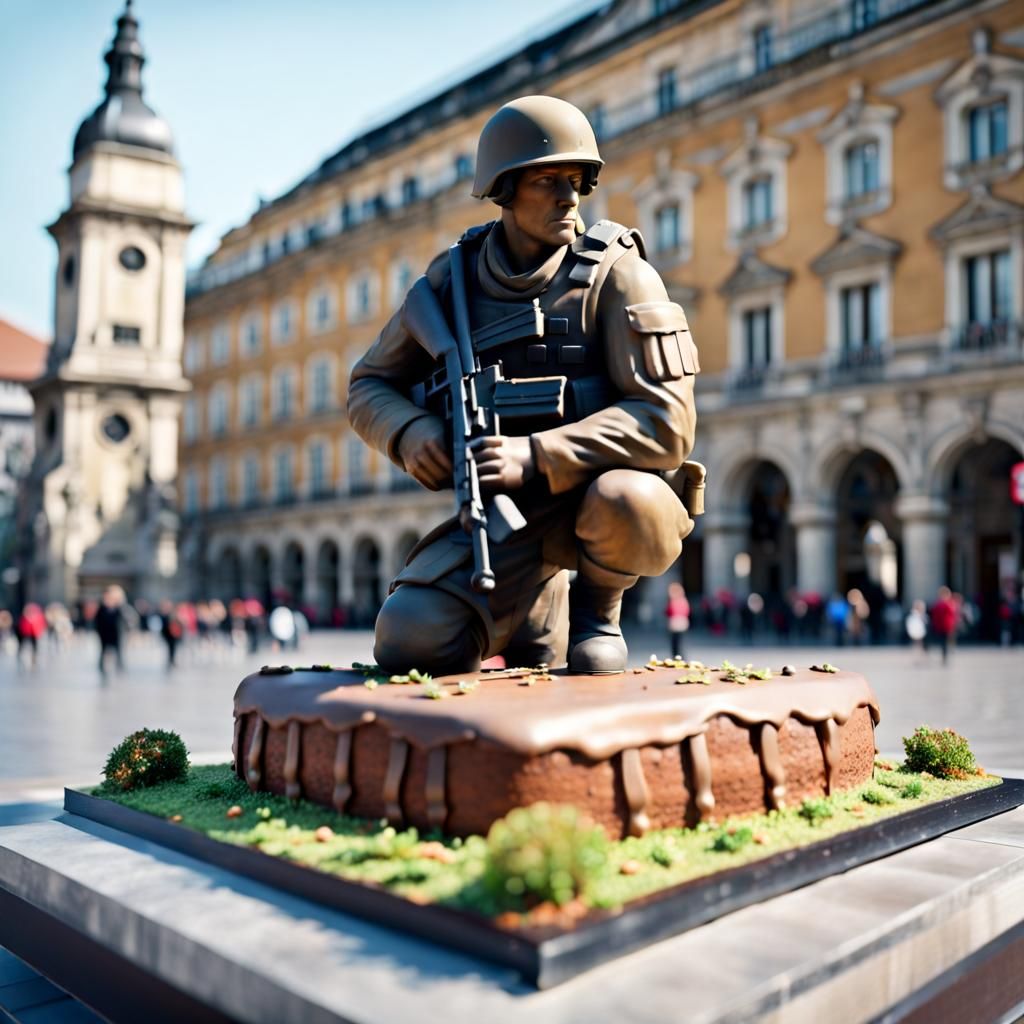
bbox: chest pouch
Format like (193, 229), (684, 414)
(626, 301), (700, 381)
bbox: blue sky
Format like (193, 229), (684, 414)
(0, 0), (599, 339)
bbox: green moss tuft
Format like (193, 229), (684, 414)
(902, 726), (977, 780)
(711, 826), (753, 852)
(861, 788), (893, 806)
(900, 779), (924, 800)
(483, 803), (608, 909)
(102, 728), (189, 791)
(798, 798), (834, 824)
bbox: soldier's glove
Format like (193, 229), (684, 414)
(470, 435), (535, 493)
(397, 416), (452, 491)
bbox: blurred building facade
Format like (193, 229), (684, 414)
(0, 320), (48, 607)
(182, 0), (1024, 631)
(20, 3), (192, 606)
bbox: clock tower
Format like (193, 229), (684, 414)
(24, 1), (192, 604)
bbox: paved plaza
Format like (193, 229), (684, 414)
(1, 630), (1021, 805)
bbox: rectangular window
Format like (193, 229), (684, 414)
(753, 25), (773, 73)
(742, 176), (773, 230)
(309, 441), (329, 497)
(657, 68), (677, 117)
(112, 324), (141, 345)
(184, 336), (204, 373)
(272, 301), (294, 345)
(742, 308), (772, 367)
(968, 101), (1009, 163)
(655, 204), (680, 254)
(274, 448), (294, 502)
(243, 456), (261, 506)
(454, 154), (473, 181)
(341, 202), (355, 230)
(851, 0), (878, 31)
(312, 290), (333, 331)
(390, 261), (414, 306)
(209, 389), (228, 437)
(183, 397), (200, 442)
(310, 360), (331, 413)
(211, 324), (230, 365)
(589, 104), (606, 141)
(210, 460), (229, 510)
(347, 436), (370, 494)
(840, 283), (883, 350)
(401, 177), (419, 205)
(240, 377), (262, 428)
(241, 315), (262, 357)
(273, 370), (294, 421)
(843, 140), (879, 199)
(184, 470), (200, 515)
(965, 250), (1011, 325)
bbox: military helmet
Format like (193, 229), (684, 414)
(472, 95), (604, 201)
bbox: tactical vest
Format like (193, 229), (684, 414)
(417, 220), (645, 435)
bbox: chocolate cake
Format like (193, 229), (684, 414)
(233, 665), (879, 840)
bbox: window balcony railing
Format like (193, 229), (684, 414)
(953, 319), (1020, 353)
(828, 341), (888, 382)
(729, 364), (773, 394)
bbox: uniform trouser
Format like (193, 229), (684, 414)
(374, 469), (692, 675)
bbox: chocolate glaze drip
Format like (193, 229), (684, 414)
(246, 715), (264, 790)
(232, 713), (245, 775)
(816, 718), (842, 795)
(234, 667), (879, 762)
(383, 737), (409, 825)
(759, 722), (787, 810)
(688, 732), (715, 822)
(332, 729), (353, 813)
(284, 721), (302, 800)
(425, 746), (448, 829)
(620, 748), (651, 837)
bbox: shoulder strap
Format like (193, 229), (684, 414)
(569, 220), (647, 287)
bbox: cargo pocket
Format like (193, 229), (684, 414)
(626, 301), (700, 381)
(390, 535), (472, 591)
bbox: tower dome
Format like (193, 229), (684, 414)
(72, 1), (173, 161)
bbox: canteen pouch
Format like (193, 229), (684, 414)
(492, 376), (567, 421)
(626, 301), (700, 381)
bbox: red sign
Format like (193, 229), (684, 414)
(1012, 462), (1024, 506)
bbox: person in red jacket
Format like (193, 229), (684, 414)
(929, 585), (959, 665)
(665, 582), (691, 660)
(16, 603), (46, 669)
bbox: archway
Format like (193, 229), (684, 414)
(835, 450), (901, 607)
(946, 437), (1021, 640)
(353, 537), (381, 627)
(281, 541), (305, 607)
(315, 539), (340, 625)
(745, 461), (795, 599)
(394, 530), (421, 577)
(213, 546), (242, 601)
(251, 545), (272, 606)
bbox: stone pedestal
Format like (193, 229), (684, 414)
(896, 494), (950, 605)
(2, 806), (1023, 1023)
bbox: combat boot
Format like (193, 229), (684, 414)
(568, 551), (637, 674)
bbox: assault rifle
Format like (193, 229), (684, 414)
(401, 243), (526, 593)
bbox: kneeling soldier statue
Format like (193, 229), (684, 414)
(348, 96), (704, 675)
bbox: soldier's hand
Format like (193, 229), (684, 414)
(471, 435), (535, 492)
(397, 417), (452, 490)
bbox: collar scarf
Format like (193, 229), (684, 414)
(476, 222), (569, 301)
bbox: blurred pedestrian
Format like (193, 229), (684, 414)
(826, 592), (850, 646)
(16, 603), (46, 669)
(905, 599), (927, 662)
(95, 585), (126, 677)
(268, 605), (296, 651)
(665, 582), (691, 659)
(929, 586), (958, 665)
(159, 599), (183, 669)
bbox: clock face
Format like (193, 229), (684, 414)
(101, 413), (131, 443)
(119, 246), (146, 272)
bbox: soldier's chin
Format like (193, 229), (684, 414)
(546, 222), (577, 246)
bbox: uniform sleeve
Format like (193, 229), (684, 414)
(347, 255), (447, 467)
(531, 248), (697, 494)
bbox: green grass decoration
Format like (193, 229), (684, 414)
(861, 788), (893, 806)
(102, 728), (189, 791)
(902, 726), (978, 779)
(711, 826), (753, 852)
(89, 758), (997, 919)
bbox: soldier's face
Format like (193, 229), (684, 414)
(509, 163), (585, 248)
